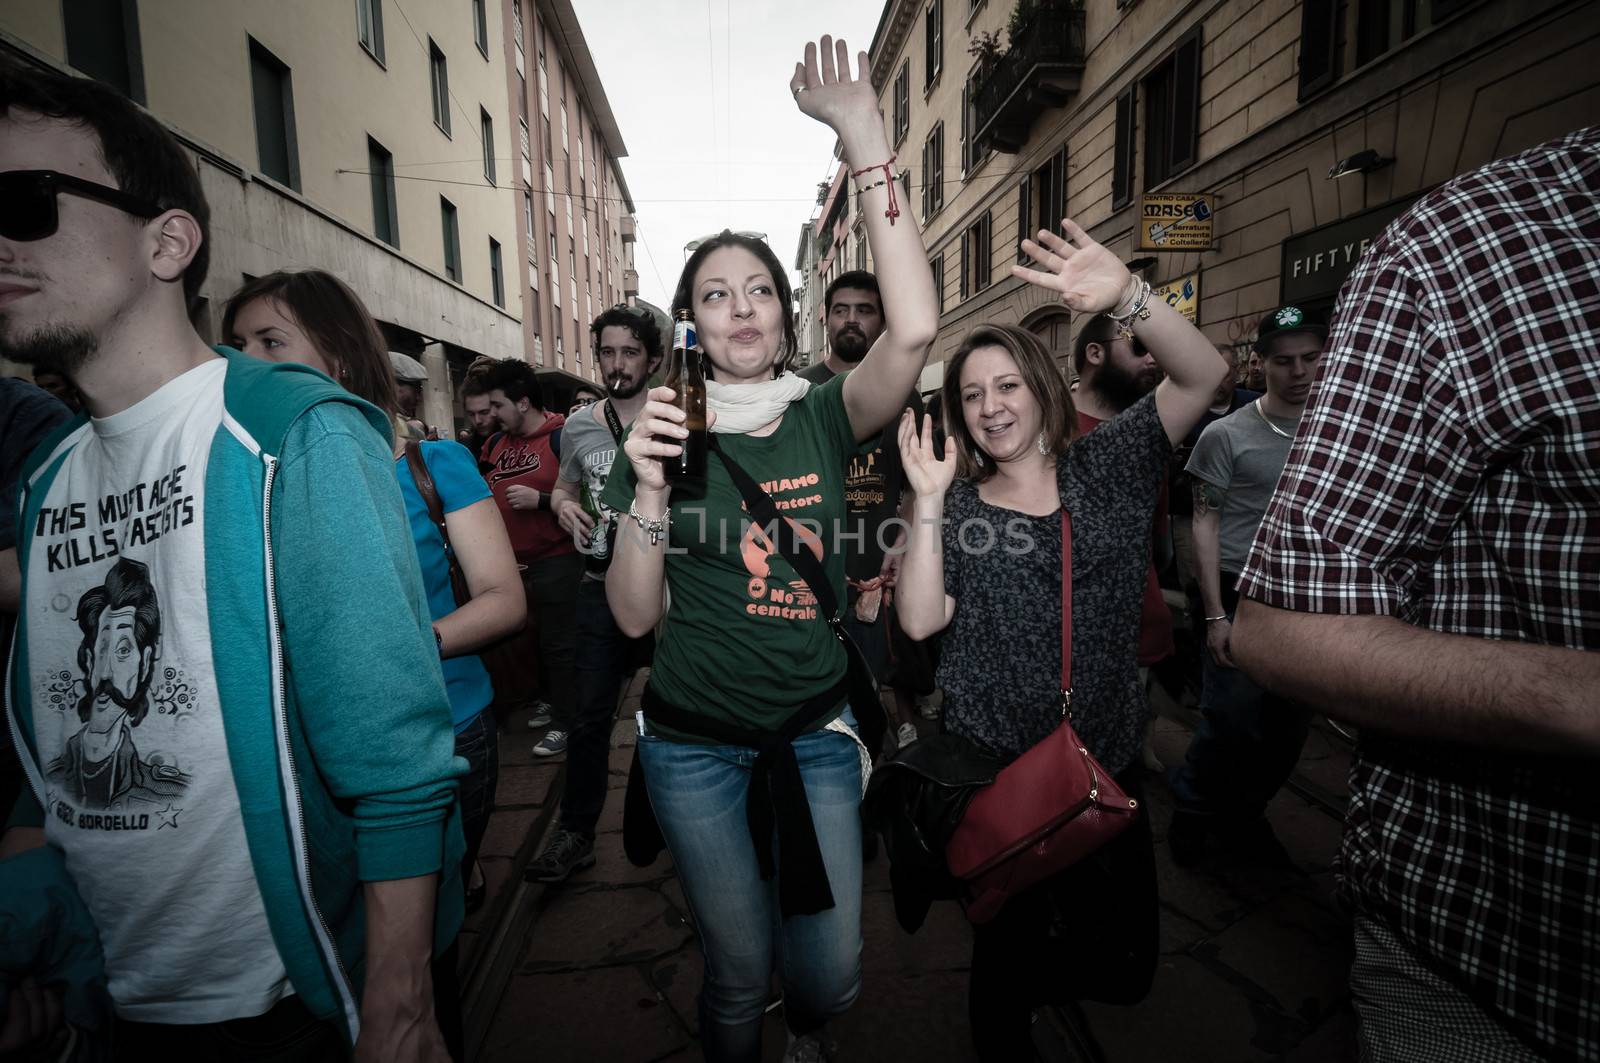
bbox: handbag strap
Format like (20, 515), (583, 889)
(404, 440), (448, 536)
(404, 440), (469, 606)
(1060, 508), (1073, 718)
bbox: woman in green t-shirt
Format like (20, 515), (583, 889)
(600, 35), (938, 1063)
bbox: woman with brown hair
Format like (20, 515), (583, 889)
(223, 271), (524, 923)
(895, 221), (1230, 1059)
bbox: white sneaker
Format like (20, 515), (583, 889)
(532, 729), (568, 757)
(896, 722), (919, 749)
(524, 700), (553, 729)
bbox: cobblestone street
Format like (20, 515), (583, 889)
(459, 675), (1357, 1062)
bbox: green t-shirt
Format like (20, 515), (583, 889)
(602, 375), (856, 737)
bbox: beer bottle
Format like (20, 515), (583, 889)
(663, 309), (708, 480)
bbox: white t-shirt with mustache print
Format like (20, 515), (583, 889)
(22, 358), (288, 1021)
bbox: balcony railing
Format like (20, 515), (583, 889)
(621, 215), (636, 243)
(972, 4), (1087, 155)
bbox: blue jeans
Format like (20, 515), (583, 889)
(1168, 619), (1313, 820)
(638, 715), (864, 1063)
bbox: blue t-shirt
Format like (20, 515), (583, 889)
(395, 440), (495, 731)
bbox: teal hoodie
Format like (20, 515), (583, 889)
(4, 347), (465, 1043)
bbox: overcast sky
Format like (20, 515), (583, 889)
(572, 0), (881, 310)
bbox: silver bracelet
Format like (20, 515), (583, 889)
(627, 498), (670, 547)
(1107, 279), (1153, 323)
(1204, 614), (1229, 623)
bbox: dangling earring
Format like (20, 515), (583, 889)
(973, 448), (985, 468)
(1037, 432), (1049, 456)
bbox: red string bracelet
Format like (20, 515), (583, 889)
(850, 155), (900, 226)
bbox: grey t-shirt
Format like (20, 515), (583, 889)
(1185, 400), (1299, 573)
(938, 393), (1169, 774)
(557, 400), (624, 580)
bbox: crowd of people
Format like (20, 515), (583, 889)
(0, 36), (1595, 1063)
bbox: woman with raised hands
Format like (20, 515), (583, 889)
(600, 34), (938, 1063)
(895, 221), (1230, 1059)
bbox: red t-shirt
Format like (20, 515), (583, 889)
(482, 413), (575, 563)
(1077, 409), (1175, 665)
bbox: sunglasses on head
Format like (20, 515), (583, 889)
(0, 170), (164, 242)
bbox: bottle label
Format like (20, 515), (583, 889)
(673, 319), (698, 353)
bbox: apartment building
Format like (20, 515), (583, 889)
(1, 0), (534, 431)
(1, 0), (641, 427)
(825, 0), (1598, 386)
(503, 0), (638, 388)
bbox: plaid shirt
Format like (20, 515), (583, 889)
(1239, 127), (1600, 1060)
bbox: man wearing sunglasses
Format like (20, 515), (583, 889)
(0, 65), (462, 1060)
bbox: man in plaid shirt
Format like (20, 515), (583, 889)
(1232, 128), (1599, 1062)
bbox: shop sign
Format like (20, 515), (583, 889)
(1137, 194), (1216, 251)
(1152, 271), (1200, 322)
(1279, 195), (1423, 305)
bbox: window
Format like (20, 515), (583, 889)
(520, 116), (531, 159)
(1112, 87), (1135, 210)
(1299, 0), (1342, 99)
(429, 39), (450, 136)
(1021, 145), (1067, 261)
(64, 0), (144, 100)
(524, 190), (534, 239)
(930, 253), (945, 314)
(472, 0), (489, 57)
(962, 211), (992, 296)
(893, 62), (911, 145)
(921, 122), (945, 220)
(512, 0), (524, 49)
(855, 236), (867, 272)
(480, 108), (496, 184)
(249, 39), (299, 190)
(1142, 27), (1201, 187)
(356, 0), (384, 63)
(924, 0), (942, 89)
(543, 116), (554, 160)
(368, 136), (398, 246)
(441, 197), (461, 282)
(489, 239), (505, 307)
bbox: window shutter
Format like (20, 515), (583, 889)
(1017, 176), (1031, 263)
(1298, 0), (1340, 99)
(1112, 88), (1135, 209)
(960, 228), (970, 299)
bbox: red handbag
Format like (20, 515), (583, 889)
(944, 507), (1141, 924)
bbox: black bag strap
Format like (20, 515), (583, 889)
(707, 436), (885, 756)
(602, 399), (625, 444)
(708, 436), (842, 623)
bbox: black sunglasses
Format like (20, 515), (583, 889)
(0, 169), (165, 242)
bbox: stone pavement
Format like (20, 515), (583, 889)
(461, 674), (1358, 1062)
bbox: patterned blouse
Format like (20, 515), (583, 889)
(939, 393), (1169, 773)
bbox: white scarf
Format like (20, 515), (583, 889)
(706, 373), (812, 434)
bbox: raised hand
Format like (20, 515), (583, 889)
(789, 35), (879, 136)
(1012, 218), (1136, 315)
(898, 410), (957, 500)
